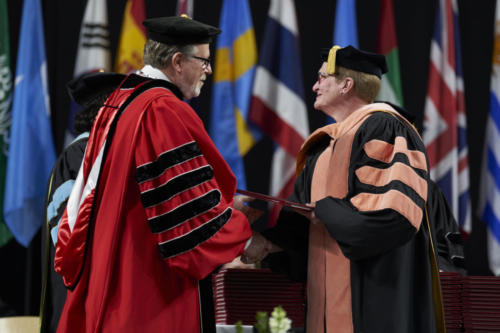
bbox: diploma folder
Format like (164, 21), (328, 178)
(236, 189), (313, 212)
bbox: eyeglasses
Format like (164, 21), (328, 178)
(189, 55), (211, 69)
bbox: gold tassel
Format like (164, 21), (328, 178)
(326, 45), (342, 75)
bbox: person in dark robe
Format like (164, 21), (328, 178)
(243, 45), (446, 333)
(41, 71), (125, 333)
(53, 16), (256, 333)
(381, 101), (466, 274)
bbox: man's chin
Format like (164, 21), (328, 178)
(190, 90), (201, 99)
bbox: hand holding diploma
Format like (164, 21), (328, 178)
(291, 202), (322, 225)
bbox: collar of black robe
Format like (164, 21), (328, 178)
(121, 74), (184, 101)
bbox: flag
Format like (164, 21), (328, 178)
(4, 0), (56, 247)
(0, 0), (12, 246)
(209, 0), (258, 190)
(333, 0), (358, 47)
(176, 0), (193, 17)
(328, 0), (358, 123)
(375, 0), (403, 106)
(64, 0), (111, 146)
(249, 0), (309, 225)
(479, 0), (500, 276)
(422, 0), (471, 233)
(114, 0), (146, 73)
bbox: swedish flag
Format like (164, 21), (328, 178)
(209, 0), (258, 190)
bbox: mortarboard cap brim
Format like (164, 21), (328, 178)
(321, 45), (388, 79)
(67, 71), (125, 106)
(143, 16), (221, 45)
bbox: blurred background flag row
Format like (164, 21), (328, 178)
(4, 0), (56, 247)
(249, 0), (309, 226)
(479, 0), (500, 276)
(423, 0), (471, 233)
(210, 0), (259, 190)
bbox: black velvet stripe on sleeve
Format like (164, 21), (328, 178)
(199, 276), (216, 333)
(361, 153), (428, 179)
(354, 176), (427, 208)
(140, 165), (214, 208)
(158, 208), (232, 259)
(136, 141), (202, 183)
(349, 112), (429, 204)
(148, 190), (221, 234)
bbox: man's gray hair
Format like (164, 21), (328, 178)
(143, 39), (197, 69)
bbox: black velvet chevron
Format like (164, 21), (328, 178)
(158, 208), (232, 259)
(148, 190), (221, 234)
(136, 141), (202, 183)
(140, 165), (214, 208)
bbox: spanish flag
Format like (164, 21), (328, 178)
(114, 0), (146, 73)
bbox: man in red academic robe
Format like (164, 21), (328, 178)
(54, 16), (254, 333)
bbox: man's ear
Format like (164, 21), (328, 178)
(171, 52), (183, 73)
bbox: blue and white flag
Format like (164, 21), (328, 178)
(4, 0), (56, 247)
(328, 0), (358, 123)
(333, 0), (358, 48)
(210, 0), (258, 190)
(65, 0), (111, 146)
(479, 0), (500, 276)
(249, 0), (309, 226)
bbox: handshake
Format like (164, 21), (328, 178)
(241, 232), (278, 264)
(233, 193), (318, 265)
(232, 194), (280, 264)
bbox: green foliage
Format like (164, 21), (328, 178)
(235, 320), (243, 333)
(254, 311), (269, 333)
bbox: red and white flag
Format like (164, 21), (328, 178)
(176, 0), (193, 17)
(249, 0), (309, 226)
(422, 0), (471, 232)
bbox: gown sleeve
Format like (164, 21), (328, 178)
(427, 180), (466, 273)
(316, 112), (430, 261)
(133, 97), (252, 280)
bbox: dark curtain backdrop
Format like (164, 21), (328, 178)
(0, 0), (494, 316)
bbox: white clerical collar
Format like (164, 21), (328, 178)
(137, 65), (172, 82)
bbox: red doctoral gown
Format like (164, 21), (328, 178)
(54, 75), (252, 332)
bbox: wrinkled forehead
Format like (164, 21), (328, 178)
(318, 62), (328, 73)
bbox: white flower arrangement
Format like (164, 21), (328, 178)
(268, 306), (292, 333)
